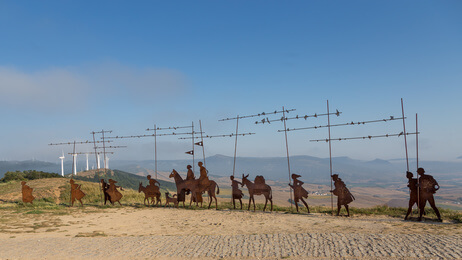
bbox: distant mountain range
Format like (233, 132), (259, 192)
(3, 155), (460, 185)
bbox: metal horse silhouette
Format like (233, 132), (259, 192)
(288, 174), (309, 213)
(138, 175), (161, 206)
(21, 181), (35, 204)
(70, 179), (85, 207)
(165, 192), (179, 207)
(241, 174), (273, 212)
(331, 174), (355, 216)
(169, 169), (220, 209)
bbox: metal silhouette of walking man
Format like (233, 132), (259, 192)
(289, 173), (310, 213)
(331, 174), (355, 216)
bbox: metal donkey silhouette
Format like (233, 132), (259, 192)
(241, 174), (273, 212)
(138, 175), (161, 206)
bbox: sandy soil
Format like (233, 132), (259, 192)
(0, 207), (461, 259)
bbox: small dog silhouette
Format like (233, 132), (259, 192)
(165, 192), (178, 208)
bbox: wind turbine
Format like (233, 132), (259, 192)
(59, 151), (65, 177)
(86, 153), (89, 171)
(105, 155), (110, 169)
(97, 154), (101, 169)
(72, 153), (77, 175)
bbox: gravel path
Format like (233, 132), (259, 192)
(1, 232), (461, 259)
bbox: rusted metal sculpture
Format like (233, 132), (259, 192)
(404, 171), (419, 220)
(138, 175), (161, 206)
(106, 179), (123, 206)
(100, 179), (111, 205)
(230, 175), (243, 209)
(331, 174), (355, 216)
(165, 192), (178, 207)
(169, 168), (220, 209)
(289, 174), (310, 213)
(241, 174), (273, 212)
(21, 181), (34, 204)
(417, 168), (442, 222)
(70, 179), (85, 207)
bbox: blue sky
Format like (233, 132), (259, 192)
(0, 1), (461, 166)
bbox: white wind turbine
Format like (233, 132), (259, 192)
(97, 154), (101, 169)
(105, 155), (110, 169)
(59, 151), (65, 177)
(86, 153), (89, 171)
(72, 153), (77, 175)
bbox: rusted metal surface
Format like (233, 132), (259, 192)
(70, 179), (85, 207)
(230, 175), (243, 209)
(138, 175), (161, 206)
(100, 179), (123, 206)
(289, 174), (309, 213)
(331, 174), (355, 216)
(165, 192), (178, 207)
(169, 163), (220, 209)
(417, 168), (442, 222)
(21, 181), (34, 204)
(241, 174), (273, 212)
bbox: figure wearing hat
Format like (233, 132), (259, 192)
(417, 168), (442, 222)
(288, 173), (310, 213)
(186, 165), (195, 181)
(331, 174), (355, 216)
(198, 161), (210, 188)
(107, 179), (123, 206)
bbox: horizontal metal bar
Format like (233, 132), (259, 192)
(68, 152), (115, 155)
(105, 131), (204, 139)
(256, 110), (342, 125)
(49, 140), (113, 146)
(178, 132), (256, 140)
(278, 116), (405, 132)
(219, 108), (296, 121)
(146, 125), (191, 131)
(310, 132), (419, 142)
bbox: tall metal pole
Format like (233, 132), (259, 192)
(192, 121), (195, 173)
(232, 116), (239, 178)
(283, 107), (293, 209)
(154, 124), (157, 180)
(401, 98), (410, 172)
(416, 113), (420, 216)
(92, 132), (103, 205)
(102, 130), (107, 171)
(327, 100), (334, 215)
(199, 120), (206, 167)
(72, 141), (76, 176)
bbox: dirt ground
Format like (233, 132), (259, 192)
(0, 207), (461, 259)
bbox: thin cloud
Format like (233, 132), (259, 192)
(0, 63), (189, 113)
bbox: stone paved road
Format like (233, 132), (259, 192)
(1, 232), (461, 259)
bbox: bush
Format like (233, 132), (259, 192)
(0, 170), (62, 183)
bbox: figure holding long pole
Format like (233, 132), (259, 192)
(282, 107), (293, 209)
(327, 100), (334, 215)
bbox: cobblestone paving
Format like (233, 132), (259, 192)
(1, 233), (461, 259)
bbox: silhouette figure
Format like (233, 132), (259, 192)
(165, 192), (178, 207)
(198, 162), (210, 190)
(138, 179), (161, 206)
(169, 169), (220, 209)
(70, 179), (85, 207)
(404, 171), (419, 220)
(331, 174), (355, 216)
(241, 174), (273, 212)
(417, 168), (442, 222)
(289, 173), (310, 213)
(106, 179), (123, 206)
(21, 181), (35, 204)
(101, 179), (111, 205)
(185, 165), (195, 196)
(230, 175), (243, 209)
(186, 165), (195, 180)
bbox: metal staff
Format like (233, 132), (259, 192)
(327, 100), (334, 215)
(416, 113), (420, 217)
(199, 120), (206, 167)
(282, 107), (293, 209)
